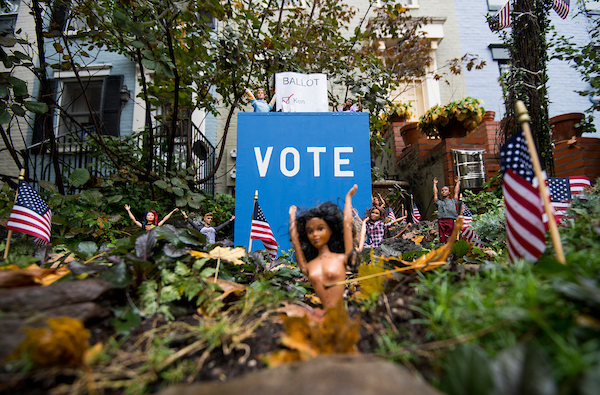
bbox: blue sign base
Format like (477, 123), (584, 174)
(234, 112), (372, 257)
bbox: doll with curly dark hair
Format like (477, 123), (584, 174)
(289, 184), (358, 309)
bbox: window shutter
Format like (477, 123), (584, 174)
(101, 75), (123, 136)
(32, 79), (58, 144)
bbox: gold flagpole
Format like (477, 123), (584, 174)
(4, 169), (26, 259)
(515, 101), (565, 264)
(248, 190), (258, 253)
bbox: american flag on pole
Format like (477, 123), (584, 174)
(250, 200), (278, 258)
(6, 181), (52, 244)
(458, 203), (473, 229)
(458, 203), (484, 246)
(545, 176), (592, 223)
(410, 200), (421, 223)
(500, 131), (546, 263)
(386, 207), (396, 222)
(489, 0), (511, 31)
(552, 0), (570, 19)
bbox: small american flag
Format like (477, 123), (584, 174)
(489, 0), (511, 31)
(6, 181), (52, 244)
(458, 203), (473, 229)
(411, 201), (421, 224)
(546, 176), (592, 223)
(500, 131), (546, 263)
(250, 200), (278, 259)
(552, 0), (570, 19)
(386, 208), (396, 222)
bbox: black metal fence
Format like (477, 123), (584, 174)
(22, 124), (216, 195)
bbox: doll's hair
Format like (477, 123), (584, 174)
(366, 206), (383, 222)
(295, 201), (353, 262)
(143, 210), (158, 226)
(204, 212), (213, 219)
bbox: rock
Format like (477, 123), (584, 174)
(0, 279), (114, 313)
(41, 302), (111, 322)
(157, 354), (441, 395)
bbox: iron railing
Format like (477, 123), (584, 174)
(22, 124), (216, 195)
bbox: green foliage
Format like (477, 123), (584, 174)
(400, 183), (600, 393)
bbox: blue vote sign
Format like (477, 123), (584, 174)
(234, 112), (372, 256)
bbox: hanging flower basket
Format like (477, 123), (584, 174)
(418, 97), (485, 139)
(400, 122), (420, 146)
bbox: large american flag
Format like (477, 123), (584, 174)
(6, 181), (52, 244)
(411, 200), (421, 224)
(489, 0), (511, 31)
(250, 200), (278, 258)
(386, 207), (396, 222)
(552, 0), (570, 19)
(500, 131), (546, 263)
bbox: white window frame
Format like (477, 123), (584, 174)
(0, 0), (20, 34)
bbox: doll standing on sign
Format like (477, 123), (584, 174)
(124, 204), (179, 231)
(289, 185), (358, 309)
(245, 87), (276, 113)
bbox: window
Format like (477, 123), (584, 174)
(32, 74), (124, 143)
(489, 43), (510, 75)
(58, 80), (103, 136)
(0, 0), (19, 35)
(487, 0), (507, 12)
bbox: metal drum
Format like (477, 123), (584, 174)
(453, 149), (486, 189)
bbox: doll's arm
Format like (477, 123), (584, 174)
(289, 206), (308, 275)
(124, 204), (143, 228)
(389, 215), (407, 226)
(454, 177), (461, 201)
(158, 208), (179, 226)
(269, 91), (276, 108)
(433, 177), (439, 201)
(245, 88), (255, 100)
(358, 217), (368, 252)
(214, 216), (234, 232)
(343, 184), (358, 255)
(392, 224), (411, 239)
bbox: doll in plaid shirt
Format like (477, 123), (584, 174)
(364, 206), (406, 248)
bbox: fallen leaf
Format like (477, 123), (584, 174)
(358, 262), (386, 298)
(213, 278), (246, 301)
(189, 246), (247, 265)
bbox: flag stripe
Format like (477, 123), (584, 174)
(503, 169), (546, 262)
(552, 0), (569, 19)
(489, 0), (511, 30)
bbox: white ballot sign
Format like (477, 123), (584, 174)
(275, 72), (328, 112)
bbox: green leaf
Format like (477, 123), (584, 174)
(0, 108), (11, 124)
(0, 84), (8, 98)
(182, 277), (202, 300)
(69, 168), (91, 186)
(175, 197), (187, 207)
(10, 104), (25, 116)
(37, 180), (57, 192)
(13, 51), (31, 61)
(141, 49), (154, 59)
(8, 76), (27, 96)
(110, 307), (142, 335)
(77, 241), (98, 258)
(132, 41), (145, 49)
(81, 190), (103, 207)
(153, 179), (168, 189)
(141, 59), (156, 70)
(192, 257), (209, 271)
(200, 267), (216, 278)
(107, 195), (123, 204)
(99, 260), (133, 289)
(159, 285), (180, 303)
(24, 100), (49, 114)
(173, 187), (184, 197)
(452, 240), (470, 259)
(188, 199), (200, 209)
(175, 261), (191, 276)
